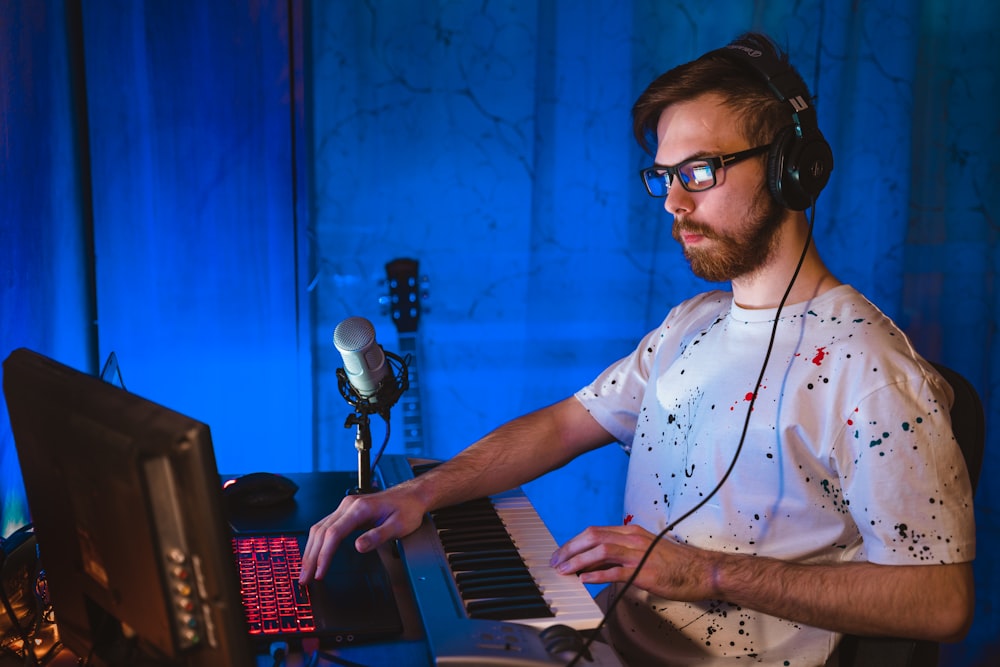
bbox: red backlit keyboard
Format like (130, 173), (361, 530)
(233, 535), (316, 635)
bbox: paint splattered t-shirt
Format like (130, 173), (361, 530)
(575, 285), (975, 666)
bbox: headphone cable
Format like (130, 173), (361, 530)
(568, 201), (818, 666)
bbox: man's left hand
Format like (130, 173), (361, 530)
(549, 524), (718, 601)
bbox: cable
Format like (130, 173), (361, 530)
(370, 414), (392, 473)
(567, 202), (819, 666)
(269, 640), (289, 667)
(371, 353), (410, 473)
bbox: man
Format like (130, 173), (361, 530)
(301, 33), (975, 665)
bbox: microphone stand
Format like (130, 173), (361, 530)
(336, 349), (409, 494)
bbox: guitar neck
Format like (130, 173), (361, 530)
(397, 332), (426, 457)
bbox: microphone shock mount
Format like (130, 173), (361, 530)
(336, 349), (409, 493)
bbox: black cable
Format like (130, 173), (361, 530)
(370, 415), (392, 473)
(567, 202), (819, 666)
(270, 640), (288, 667)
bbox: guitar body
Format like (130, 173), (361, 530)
(384, 258), (428, 458)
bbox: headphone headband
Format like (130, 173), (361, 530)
(711, 34), (834, 210)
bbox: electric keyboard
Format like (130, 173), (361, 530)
(378, 455), (623, 666)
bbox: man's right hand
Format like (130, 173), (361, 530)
(298, 483), (427, 584)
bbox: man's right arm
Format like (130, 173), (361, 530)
(298, 396), (615, 583)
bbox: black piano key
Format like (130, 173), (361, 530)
(458, 573), (537, 590)
(465, 596), (554, 620)
(432, 514), (504, 530)
(432, 503), (498, 517)
(432, 497), (495, 513)
(456, 571), (536, 590)
(437, 522), (509, 535)
(447, 552), (526, 571)
(442, 538), (517, 554)
(438, 531), (514, 551)
(442, 542), (516, 555)
(454, 569), (536, 585)
(410, 462), (440, 476)
(460, 581), (542, 599)
(438, 522), (509, 535)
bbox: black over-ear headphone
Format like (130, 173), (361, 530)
(710, 34), (834, 210)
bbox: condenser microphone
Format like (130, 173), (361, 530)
(333, 316), (390, 401)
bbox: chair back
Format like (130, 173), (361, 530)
(931, 363), (985, 491)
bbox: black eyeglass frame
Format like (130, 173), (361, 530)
(639, 144), (772, 198)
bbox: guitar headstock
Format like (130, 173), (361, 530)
(382, 257), (429, 334)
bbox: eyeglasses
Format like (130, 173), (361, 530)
(639, 144), (771, 198)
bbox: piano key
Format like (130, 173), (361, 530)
(382, 456), (605, 631)
(455, 571), (535, 587)
(465, 596), (554, 620)
(459, 580), (542, 599)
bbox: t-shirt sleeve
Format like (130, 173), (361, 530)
(835, 370), (976, 565)
(575, 319), (676, 451)
(574, 293), (728, 452)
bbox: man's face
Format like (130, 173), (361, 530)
(653, 94), (786, 284)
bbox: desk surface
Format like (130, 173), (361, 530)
(232, 470), (432, 666)
(7, 471), (431, 667)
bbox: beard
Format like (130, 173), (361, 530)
(671, 186), (785, 283)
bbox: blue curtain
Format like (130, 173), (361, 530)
(1, 0), (314, 529)
(2, 1), (997, 663)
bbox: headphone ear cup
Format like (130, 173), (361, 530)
(767, 126), (799, 209)
(767, 125), (834, 210)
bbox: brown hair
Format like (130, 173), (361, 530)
(632, 33), (810, 156)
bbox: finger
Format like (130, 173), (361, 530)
(551, 525), (625, 568)
(553, 530), (623, 575)
(552, 525), (657, 575)
(550, 526), (601, 566)
(354, 521), (390, 553)
(299, 497), (366, 582)
(299, 516), (333, 584)
(311, 525), (345, 580)
(578, 563), (630, 585)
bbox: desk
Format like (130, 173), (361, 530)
(230, 470), (432, 666)
(3, 471), (432, 667)
(4, 469), (620, 667)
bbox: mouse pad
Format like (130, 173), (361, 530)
(225, 471), (358, 534)
(226, 471), (403, 644)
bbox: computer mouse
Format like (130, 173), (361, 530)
(222, 472), (299, 509)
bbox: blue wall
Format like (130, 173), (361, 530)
(2, 1), (998, 663)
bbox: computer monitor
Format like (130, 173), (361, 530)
(3, 348), (255, 666)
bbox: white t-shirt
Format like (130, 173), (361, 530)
(575, 285), (976, 666)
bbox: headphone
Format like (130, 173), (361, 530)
(710, 34), (834, 211)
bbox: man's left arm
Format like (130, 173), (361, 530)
(710, 545), (974, 642)
(551, 525), (975, 642)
